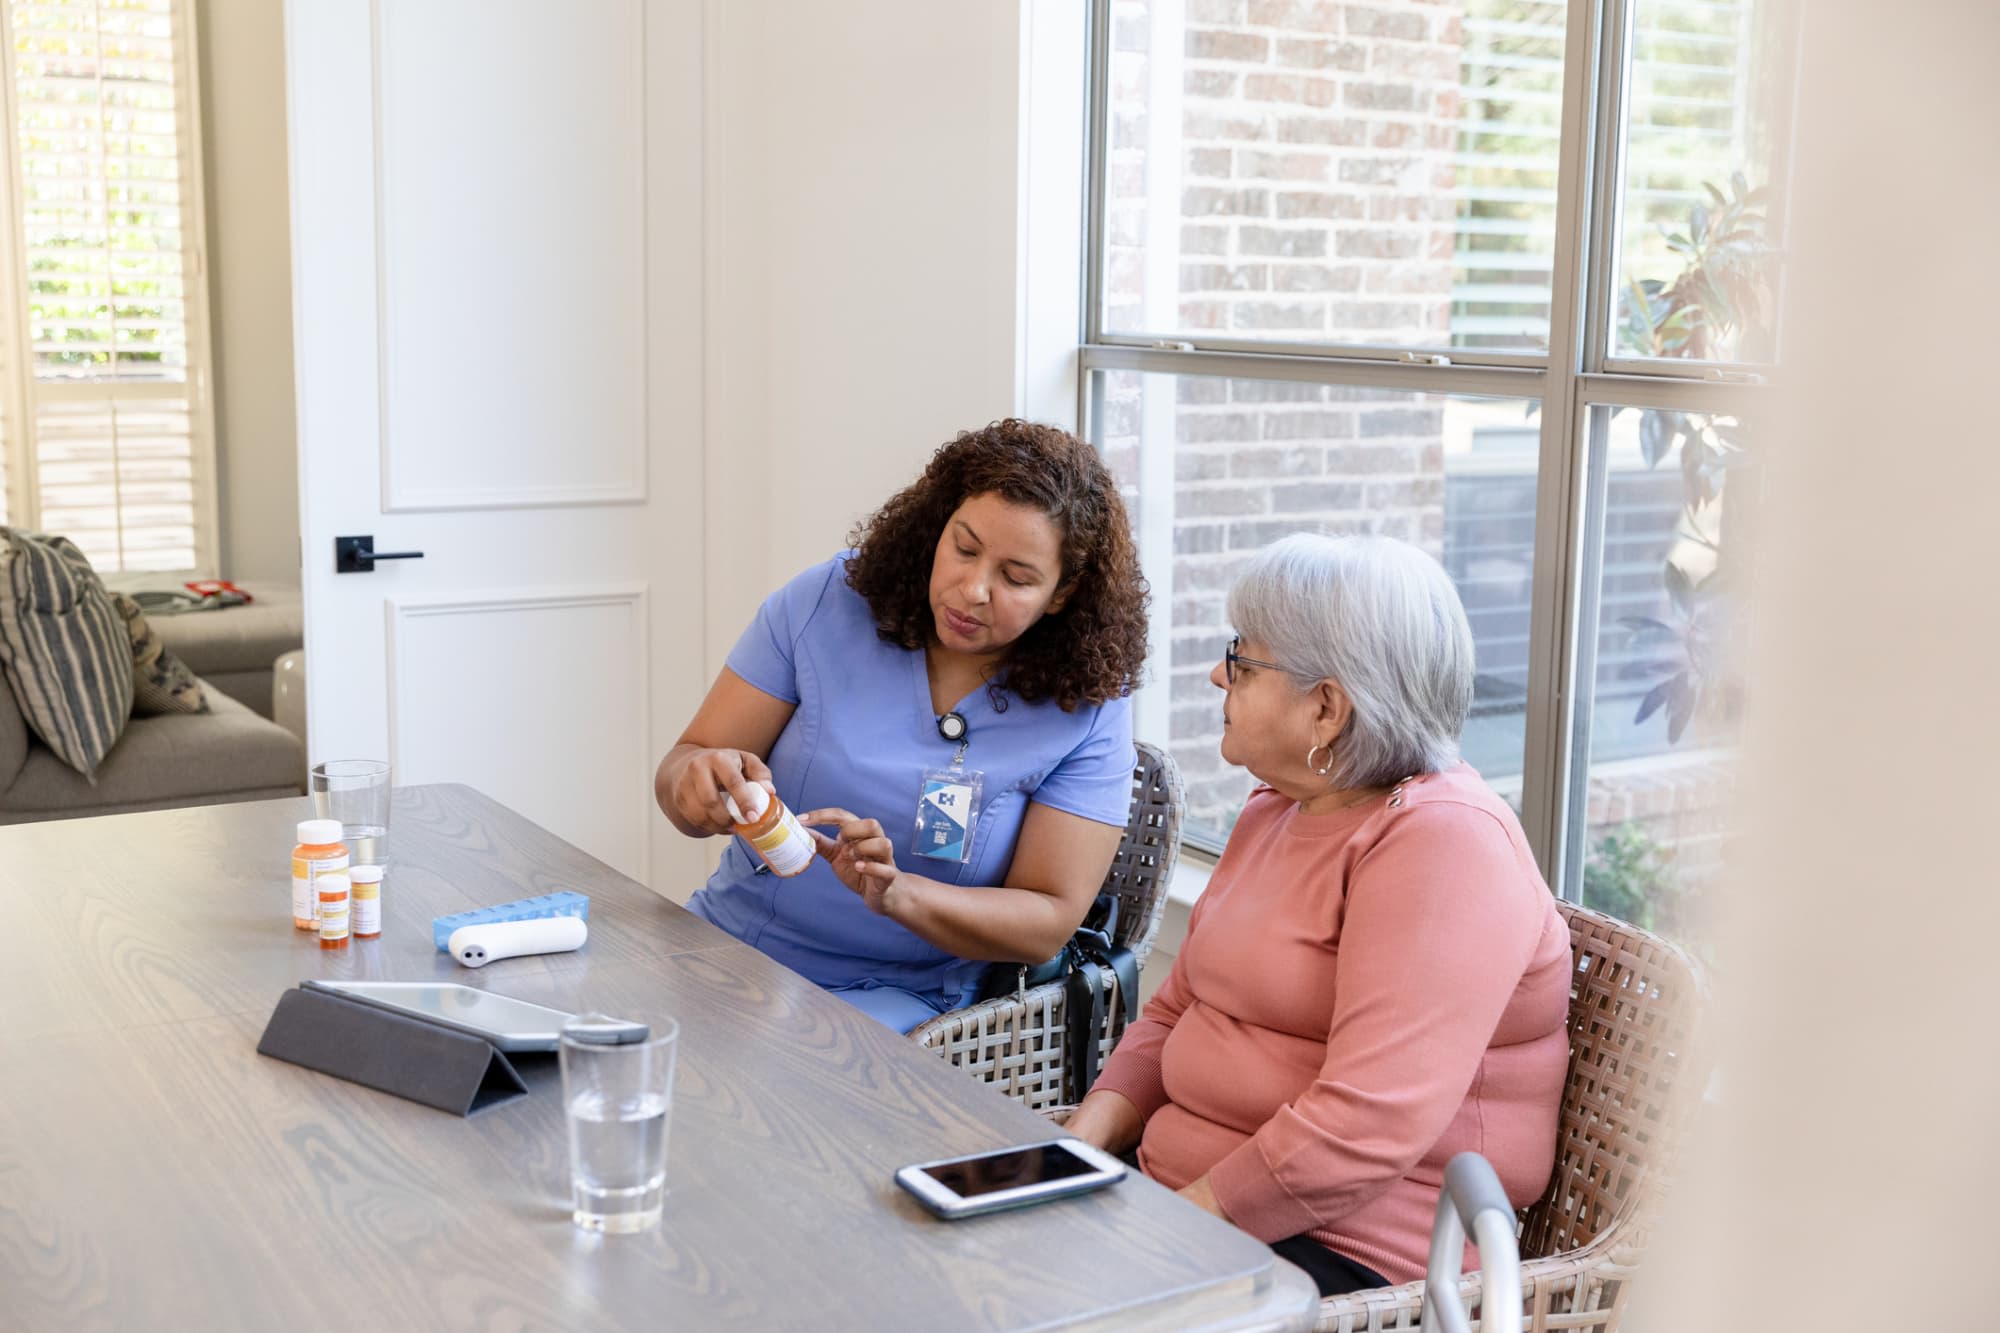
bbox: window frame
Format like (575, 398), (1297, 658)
(1078, 0), (1778, 896)
(0, 0), (220, 576)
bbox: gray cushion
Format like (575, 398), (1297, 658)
(0, 684), (26, 789)
(0, 680), (303, 814)
(147, 586), (302, 677)
(0, 785), (304, 825)
(198, 668), (275, 720)
(0, 530), (134, 778)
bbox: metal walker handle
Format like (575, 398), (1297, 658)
(1419, 1152), (1523, 1333)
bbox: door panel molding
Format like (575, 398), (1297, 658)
(385, 585), (653, 879)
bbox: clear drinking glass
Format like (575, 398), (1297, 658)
(560, 1017), (679, 1234)
(310, 759), (391, 865)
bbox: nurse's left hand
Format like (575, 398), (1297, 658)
(798, 808), (904, 916)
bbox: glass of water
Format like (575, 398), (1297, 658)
(560, 1016), (679, 1234)
(310, 759), (391, 865)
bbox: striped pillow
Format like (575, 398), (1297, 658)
(0, 530), (135, 780)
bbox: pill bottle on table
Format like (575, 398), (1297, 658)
(350, 864), (384, 939)
(725, 785), (814, 878)
(317, 872), (352, 949)
(292, 820), (349, 932)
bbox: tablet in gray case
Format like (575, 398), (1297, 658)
(257, 985), (530, 1116)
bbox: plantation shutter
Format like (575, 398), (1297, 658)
(4, 0), (213, 572)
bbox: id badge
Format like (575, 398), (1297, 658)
(914, 766), (984, 864)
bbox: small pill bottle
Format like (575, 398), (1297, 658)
(292, 819), (349, 932)
(317, 872), (352, 949)
(349, 864), (384, 940)
(725, 785), (815, 877)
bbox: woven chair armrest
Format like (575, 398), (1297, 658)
(1312, 1224), (1646, 1333)
(909, 979), (1069, 1049)
(1312, 1274), (1430, 1332)
(908, 979), (1072, 1112)
(909, 967), (1134, 1112)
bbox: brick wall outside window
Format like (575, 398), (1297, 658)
(1092, 0), (1733, 914)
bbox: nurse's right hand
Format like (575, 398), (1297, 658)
(669, 747), (777, 835)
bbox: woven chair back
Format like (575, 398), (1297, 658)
(1101, 740), (1184, 971)
(908, 740), (1186, 1111)
(1516, 901), (1710, 1261)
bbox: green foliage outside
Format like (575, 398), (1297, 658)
(1582, 822), (1701, 945)
(1613, 174), (1778, 747)
(1619, 173), (1778, 364)
(14, 25), (185, 374)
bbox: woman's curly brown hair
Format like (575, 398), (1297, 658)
(844, 419), (1149, 712)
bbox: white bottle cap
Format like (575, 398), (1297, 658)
(297, 818), (343, 846)
(314, 870), (351, 891)
(348, 864), (385, 883)
(724, 784), (768, 824)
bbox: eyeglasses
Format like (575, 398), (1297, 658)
(1224, 635), (1289, 686)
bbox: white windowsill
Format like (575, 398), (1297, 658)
(1167, 847), (1218, 907)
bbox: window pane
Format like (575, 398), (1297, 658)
(1090, 369), (1540, 849)
(1100, 0), (1567, 352)
(14, 0), (192, 381)
(1569, 405), (1750, 951)
(1612, 0), (1789, 363)
(10, 0), (207, 573)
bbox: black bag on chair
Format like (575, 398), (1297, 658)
(974, 892), (1140, 1100)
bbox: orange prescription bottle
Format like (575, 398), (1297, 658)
(349, 864), (384, 939)
(318, 872), (352, 949)
(292, 819), (349, 931)
(724, 785), (814, 877)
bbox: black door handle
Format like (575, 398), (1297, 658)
(335, 535), (426, 574)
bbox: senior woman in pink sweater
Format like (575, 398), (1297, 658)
(1066, 534), (1570, 1297)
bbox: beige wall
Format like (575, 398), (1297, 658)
(699, 1), (1082, 674)
(1630, 1), (1998, 1325)
(198, 0), (300, 586)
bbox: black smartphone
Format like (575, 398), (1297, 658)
(895, 1138), (1127, 1219)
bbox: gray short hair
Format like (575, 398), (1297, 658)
(1227, 534), (1475, 790)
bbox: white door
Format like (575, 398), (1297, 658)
(285, 0), (703, 889)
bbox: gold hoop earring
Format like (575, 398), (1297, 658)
(1306, 743), (1335, 777)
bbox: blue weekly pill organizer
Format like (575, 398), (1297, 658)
(431, 891), (590, 952)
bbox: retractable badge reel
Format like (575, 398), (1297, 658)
(916, 712), (983, 864)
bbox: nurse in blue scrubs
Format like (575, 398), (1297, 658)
(655, 419), (1151, 1032)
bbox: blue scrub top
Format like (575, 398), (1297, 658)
(687, 555), (1135, 1004)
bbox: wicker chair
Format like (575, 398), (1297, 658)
(908, 739), (1184, 1110)
(1314, 901), (1710, 1332)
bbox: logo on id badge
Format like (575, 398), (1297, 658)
(914, 768), (983, 864)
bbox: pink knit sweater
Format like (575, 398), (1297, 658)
(1093, 763), (1570, 1286)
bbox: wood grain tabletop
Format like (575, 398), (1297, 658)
(0, 784), (1315, 1332)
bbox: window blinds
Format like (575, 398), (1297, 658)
(4, 0), (211, 572)
(1453, 0), (1757, 350)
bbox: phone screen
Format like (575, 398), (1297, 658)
(919, 1142), (1101, 1198)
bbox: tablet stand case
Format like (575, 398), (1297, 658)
(256, 985), (530, 1116)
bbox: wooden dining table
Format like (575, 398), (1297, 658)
(0, 783), (1318, 1331)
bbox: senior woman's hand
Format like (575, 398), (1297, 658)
(1177, 1174), (1226, 1219)
(1063, 1088), (1145, 1155)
